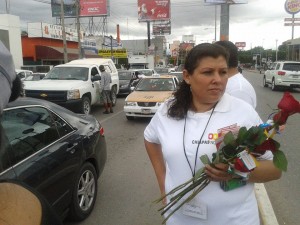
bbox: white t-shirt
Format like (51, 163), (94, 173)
(226, 73), (257, 108)
(144, 93), (273, 225)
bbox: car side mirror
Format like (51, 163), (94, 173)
(91, 74), (101, 82)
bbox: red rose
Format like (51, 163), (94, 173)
(234, 158), (250, 172)
(273, 92), (300, 125)
(254, 138), (279, 154)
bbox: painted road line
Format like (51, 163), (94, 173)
(255, 183), (279, 225)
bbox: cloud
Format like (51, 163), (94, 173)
(0, 0), (297, 49)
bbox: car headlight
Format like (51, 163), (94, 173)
(67, 89), (80, 100)
(157, 102), (162, 106)
(125, 102), (137, 106)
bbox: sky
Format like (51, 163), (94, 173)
(0, 0), (299, 50)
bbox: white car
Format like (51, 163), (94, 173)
(16, 69), (33, 81)
(264, 61), (300, 91)
(124, 75), (179, 120)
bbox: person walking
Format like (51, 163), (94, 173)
(215, 40), (257, 108)
(144, 43), (281, 225)
(100, 65), (113, 114)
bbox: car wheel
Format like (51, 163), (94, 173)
(126, 116), (134, 120)
(81, 96), (91, 115)
(263, 76), (268, 87)
(69, 162), (97, 221)
(271, 79), (278, 91)
(111, 86), (117, 106)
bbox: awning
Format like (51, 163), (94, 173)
(35, 45), (100, 61)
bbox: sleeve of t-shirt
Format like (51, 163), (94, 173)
(230, 90), (256, 108)
(144, 112), (161, 144)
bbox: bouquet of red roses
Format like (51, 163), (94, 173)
(155, 92), (300, 224)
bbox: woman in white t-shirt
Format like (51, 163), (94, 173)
(144, 43), (281, 225)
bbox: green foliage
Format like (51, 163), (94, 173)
(273, 150), (288, 172)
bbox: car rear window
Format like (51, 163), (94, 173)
(282, 63), (300, 71)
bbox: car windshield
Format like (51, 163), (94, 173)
(139, 70), (153, 76)
(44, 67), (89, 81)
(119, 71), (132, 80)
(282, 63), (300, 71)
(135, 78), (175, 91)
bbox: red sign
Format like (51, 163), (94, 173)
(138, 0), (170, 22)
(235, 42), (246, 48)
(80, 0), (108, 16)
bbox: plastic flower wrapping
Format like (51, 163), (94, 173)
(155, 92), (300, 224)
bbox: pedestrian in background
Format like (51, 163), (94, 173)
(100, 65), (113, 114)
(215, 40), (257, 108)
(144, 43), (281, 225)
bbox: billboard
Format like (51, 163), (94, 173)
(153, 21), (171, 35)
(285, 0), (300, 14)
(138, 0), (170, 22)
(204, 0), (248, 4)
(28, 22), (83, 42)
(235, 42), (246, 48)
(51, 0), (108, 17)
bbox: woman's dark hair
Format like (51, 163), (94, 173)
(168, 43), (229, 119)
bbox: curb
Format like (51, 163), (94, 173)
(255, 183), (279, 225)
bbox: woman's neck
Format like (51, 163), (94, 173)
(191, 101), (217, 113)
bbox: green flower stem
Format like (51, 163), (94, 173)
(162, 178), (211, 224)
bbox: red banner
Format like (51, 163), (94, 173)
(138, 0), (170, 22)
(80, 0), (108, 16)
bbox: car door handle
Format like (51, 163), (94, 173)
(66, 143), (77, 154)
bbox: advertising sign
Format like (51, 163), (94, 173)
(204, 0), (248, 4)
(138, 0), (170, 22)
(28, 22), (83, 42)
(153, 21), (171, 35)
(80, 0), (108, 16)
(51, 0), (108, 17)
(285, 0), (300, 14)
(235, 42), (246, 48)
(98, 49), (127, 58)
(103, 36), (122, 47)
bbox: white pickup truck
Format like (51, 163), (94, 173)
(24, 64), (102, 114)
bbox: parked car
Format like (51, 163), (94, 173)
(130, 69), (159, 77)
(263, 61), (300, 91)
(124, 75), (179, 120)
(169, 71), (183, 83)
(118, 70), (134, 96)
(0, 97), (107, 221)
(15, 69), (33, 81)
(24, 64), (102, 115)
(154, 67), (169, 74)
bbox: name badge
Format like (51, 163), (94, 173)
(182, 199), (207, 220)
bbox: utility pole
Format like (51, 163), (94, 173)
(60, 0), (68, 63)
(110, 35), (113, 61)
(276, 39), (278, 61)
(76, 0), (83, 59)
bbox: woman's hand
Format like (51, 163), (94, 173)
(205, 163), (232, 182)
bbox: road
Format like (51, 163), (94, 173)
(66, 70), (300, 225)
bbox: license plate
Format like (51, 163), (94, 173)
(141, 109), (151, 114)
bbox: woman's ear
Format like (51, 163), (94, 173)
(183, 70), (190, 85)
(9, 76), (23, 102)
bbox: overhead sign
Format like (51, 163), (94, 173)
(51, 0), (109, 17)
(285, 0), (300, 14)
(138, 0), (170, 22)
(284, 22), (300, 25)
(98, 49), (127, 58)
(153, 21), (171, 35)
(235, 42), (246, 48)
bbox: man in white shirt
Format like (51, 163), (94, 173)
(216, 41), (257, 108)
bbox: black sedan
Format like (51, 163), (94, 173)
(118, 70), (134, 96)
(0, 97), (107, 221)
